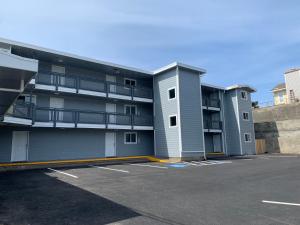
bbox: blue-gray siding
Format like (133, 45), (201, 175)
(153, 68), (180, 157)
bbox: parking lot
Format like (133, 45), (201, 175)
(1, 155), (300, 225)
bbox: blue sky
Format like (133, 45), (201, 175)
(1, 0), (300, 103)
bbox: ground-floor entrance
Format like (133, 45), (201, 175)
(204, 132), (224, 154)
(11, 131), (29, 162)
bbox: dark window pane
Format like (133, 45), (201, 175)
(170, 116), (177, 127)
(169, 88), (175, 99)
(131, 107), (136, 115)
(125, 79), (131, 86)
(126, 133), (131, 143)
(131, 133), (136, 143)
(131, 80), (136, 86)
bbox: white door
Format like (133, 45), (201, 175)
(50, 97), (64, 121)
(105, 132), (116, 157)
(213, 134), (222, 153)
(106, 75), (116, 93)
(106, 103), (116, 124)
(11, 131), (29, 162)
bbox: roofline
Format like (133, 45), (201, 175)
(284, 68), (300, 74)
(0, 37), (153, 75)
(201, 83), (226, 90)
(153, 62), (206, 75)
(272, 87), (286, 92)
(226, 84), (256, 93)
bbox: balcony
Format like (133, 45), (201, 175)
(1, 104), (153, 130)
(1, 103), (32, 125)
(203, 120), (222, 132)
(32, 72), (153, 103)
(202, 98), (221, 110)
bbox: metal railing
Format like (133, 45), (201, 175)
(202, 98), (220, 108)
(31, 107), (153, 127)
(203, 120), (222, 130)
(35, 72), (153, 99)
(5, 103), (33, 119)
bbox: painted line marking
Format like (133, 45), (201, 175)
(47, 168), (78, 178)
(130, 164), (168, 169)
(182, 161), (201, 166)
(90, 165), (129, 173)
(242, 159), (253, 161)
(262, 200), (300, 206)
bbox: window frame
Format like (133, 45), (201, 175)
(242, 111), (250, 121)
(169, 115), (177, 128)
(124, 78), (137, 88)
(124, 104), (138, 115)
(241, 91), (248, 100)
(168, 87), (176, 100)
(244, 133), (252, 143)
(124, 132), (138, 144)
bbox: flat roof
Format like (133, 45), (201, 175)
(153, 62), (206, 75)
(226, 84), (256, 93)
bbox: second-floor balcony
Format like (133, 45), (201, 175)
(202, 98), (221, 110)
(203, 120), (222, 132)
(32, 72), (153, 103)
(1, 103), (154, 130)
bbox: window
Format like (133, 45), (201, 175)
(17, 95), (36, 105)
(124, 78), (136, 87)
(278, 92), (284, 103)
(241, 91), (248, 100)
(169, 115), (177, 127)
(168, 87), (176, 100)
(124, 105), (137, 115)
(242, 112), (249, 121)
(124, 132), (137, 144)
(244, 133), (252, 142)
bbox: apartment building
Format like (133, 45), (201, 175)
(0, 38), (256, 163)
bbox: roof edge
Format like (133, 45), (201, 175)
(153, 62), (206, 75)
(226, 84), (256, 93)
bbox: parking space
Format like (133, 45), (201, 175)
(1, 155), (300, 225)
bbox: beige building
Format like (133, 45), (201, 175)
(272, 83), (287, 105)
(272, 68), (300, 105)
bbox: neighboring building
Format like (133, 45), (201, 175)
(272, 83), (287, 105)
(0, 38), (256, 163)
(285, 68), (300, 103)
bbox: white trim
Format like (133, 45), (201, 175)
(124, 78), (137, 87)
(55, 122), (76, 128)
(207, 107), (221, 111)
(181, 151), (205, 153)
(32, 122), (54, 127)
(133, 126), (154, 130)
(176, 67), (183, 157)
(244, 133), (252, 143)
(0, 87), (22, 93)
(77, 124), (106, 129)
(153, 76), (157, 157)
(236, 89), (243, 155)
(132, 97), (153, 103)
(3, 116), (32, 125)
(107, 124), (131, 130)
(124, 132), (138, 144)
(226, 84), (256, 93)
(241, 90), (248, 100)
(78, 89), (106, 97)
(199, 77), (206, 157)
(35, 84), (56, 91)
(242, 111), (250, 121)
(124, 104), (137, 115)
(169, 114), (177, 128)
(168, 87), (176, 100)
(108, 93), (132, 100)
(57, 87), (76, 93)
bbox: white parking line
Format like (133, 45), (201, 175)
(47, 168), (78, 178)
(130, 164), (168, 169)
(182, 161), (201, 166)
(262, 200), (300, 206)
(90, 165), (129, 173)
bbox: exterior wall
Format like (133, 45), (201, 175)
(224, 90), (242, 155)
(153, 68), (181, 157)
(236, 89), (256, 155)
(178, 68), (204, 157)
(0, 126), (153, 162)
(285, 70), (300, 103)
(273, 90), (287, 105)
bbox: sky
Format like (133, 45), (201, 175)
(1, 0), (300, 103)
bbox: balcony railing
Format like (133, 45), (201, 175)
(35, 72), (153, 100)
(5, 102), (33, 119)
(30, 106), (153, 128)
(202, 98), (220, 108)
(203, 120), (222, 130)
